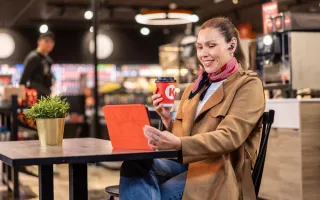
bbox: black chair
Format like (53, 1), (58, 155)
(105, 110), (275, 200)
(252, 109), (275, 197)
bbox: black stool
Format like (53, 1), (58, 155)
(105, 185), (119, 200)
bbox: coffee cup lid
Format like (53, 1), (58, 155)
(155, 77), (176, 83)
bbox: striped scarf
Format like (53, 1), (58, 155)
(189, 57), (238, 100)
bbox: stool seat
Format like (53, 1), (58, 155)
(105, 185), (120, 197)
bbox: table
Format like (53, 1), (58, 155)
(0, 138), (181, 200)
(0, 96), (20, 197)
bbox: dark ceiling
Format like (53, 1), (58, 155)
(0, 0), (319, 32)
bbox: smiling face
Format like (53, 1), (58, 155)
(196, 28), (235, 73)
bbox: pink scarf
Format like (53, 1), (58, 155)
(189, 57), (238, 100)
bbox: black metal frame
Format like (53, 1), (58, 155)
(0, 95), (20, 198)
(92, 0), (100, 139)
(0, 95), (38, 198)
(37, 164), (89, 200)
(39, 165), (54, 200)
(69, 164), (88, 200)
(252, 110), (275, 197)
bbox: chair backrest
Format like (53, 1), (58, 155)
(252, 110), (275, 197)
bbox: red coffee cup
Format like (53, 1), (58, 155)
(155, 77), (176, 107)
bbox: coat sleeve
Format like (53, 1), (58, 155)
(180, 78), (265, 164)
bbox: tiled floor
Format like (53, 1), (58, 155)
(0, 162), (121, 200)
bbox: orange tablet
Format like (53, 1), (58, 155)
(102, 104), (152, 150)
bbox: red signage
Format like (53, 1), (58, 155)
(0, 76), (11, 85)
(237, 23), (253, 39)
(262, 2), (278, 34)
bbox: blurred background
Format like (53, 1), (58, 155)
(1, 0), (320, 199)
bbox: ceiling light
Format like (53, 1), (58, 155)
(135, 10), (199, 25)
(169, 3), (177, 10)
(39, 24), (48, 33)
(0, 33), (15, 58)
(232, 0), (238, 4)
(140, 27), (150, 35)
(90, 26), (93, 33)
(84, 10), (93, 20)
(213, 0), (225, 3)
(89, 34), (113, 59)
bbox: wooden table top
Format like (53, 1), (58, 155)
(0, 138), (181, 166)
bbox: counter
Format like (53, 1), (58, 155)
(259, 99), (320, 200)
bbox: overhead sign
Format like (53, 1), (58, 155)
(262, 2), (278, 34)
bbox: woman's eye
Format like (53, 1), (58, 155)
(209, 45), (216, 48)
(196, 46), (203, 50)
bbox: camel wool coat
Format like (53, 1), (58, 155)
(169, 68), (265, 200)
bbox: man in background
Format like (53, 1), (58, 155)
(20, 31), (55, 98)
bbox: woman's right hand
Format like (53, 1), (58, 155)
(151, 93), (171, 121)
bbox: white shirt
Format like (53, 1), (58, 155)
(195, 80), (225, 117)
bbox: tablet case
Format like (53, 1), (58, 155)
(102, 104), (152, 150)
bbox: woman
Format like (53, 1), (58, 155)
(119, 17), (265, 200)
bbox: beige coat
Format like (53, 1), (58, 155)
(169, 68), (265, 200)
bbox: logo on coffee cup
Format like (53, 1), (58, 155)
(165, 85), (175, 100)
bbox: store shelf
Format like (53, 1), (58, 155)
(17, 121), (37, 131)
(0, 105), (29, 116)
(65, 121), (88, 125)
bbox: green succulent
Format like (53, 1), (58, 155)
(24, 95), (70, 120)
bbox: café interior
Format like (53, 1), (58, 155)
(1, 0), (320, 199)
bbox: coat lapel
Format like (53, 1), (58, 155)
(180, 82), (225, 136)
(180, 87), (202, 136)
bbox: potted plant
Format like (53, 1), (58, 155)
(24, 95), (70, 146)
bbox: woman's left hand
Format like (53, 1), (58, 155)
(143, 125), (182, 150)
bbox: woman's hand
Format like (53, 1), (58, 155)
(151, 93), (171, 121)
(143, 125), (181, 150)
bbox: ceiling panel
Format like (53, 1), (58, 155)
(1, 0), (319, 31)
(0, 0), (45, 27)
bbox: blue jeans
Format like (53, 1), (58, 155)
(119, 159), (188, 200)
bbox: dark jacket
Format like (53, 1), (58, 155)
(20, 50), (54, 97)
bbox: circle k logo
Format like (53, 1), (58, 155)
(165, 85), (175, 100)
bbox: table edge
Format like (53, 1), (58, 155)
(2, 150), (182, 166)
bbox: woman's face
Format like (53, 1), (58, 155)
(196, 28), (234, 73)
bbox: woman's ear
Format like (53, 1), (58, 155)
(228, 37), (238, 53)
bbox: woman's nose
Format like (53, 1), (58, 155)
(200, 51), (209, 58)
(199, 50), (209, 58)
